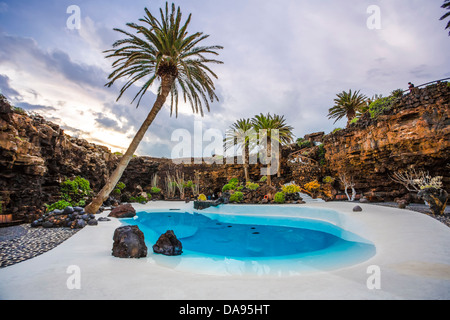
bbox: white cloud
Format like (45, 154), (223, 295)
(0, 0), (449, 158)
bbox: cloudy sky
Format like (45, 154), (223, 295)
(0, 0), (449, 158)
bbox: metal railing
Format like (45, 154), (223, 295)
(403, 77), (450, 93)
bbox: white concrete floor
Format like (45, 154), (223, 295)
(0, 201), (449, 300)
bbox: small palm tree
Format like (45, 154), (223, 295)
(85, 2), (223, 213)
(327, 90), (367, 125)
(224, 118), (256, 182)
(252, 113), (294, 185)
(440, 0), (450, 36)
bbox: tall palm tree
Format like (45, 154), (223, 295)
(252, 113), (294, 185)
(327, 89), (367, 126)
(85, 2), (223, 214)
(223, 118), (256, 182)
(441, 0), (450, 36)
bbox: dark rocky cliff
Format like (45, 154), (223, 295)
(0, 83), (449, 222)
(323, 82), (450, 200)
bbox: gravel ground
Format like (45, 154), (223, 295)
(0, 225), (79, 268)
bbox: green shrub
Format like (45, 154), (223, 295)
(368, 96), (396, 118)
(129, 195), (147, 203)
(116, 182), (126, 191)
(150, 187), (161, 194)
(222, 184), (233, 192)
(282, 184), (301, 194)
(47, 200), (71, 212)
(274, 192), (285, 204)
(259, 176), (267, 183)
(228, 178), (239, 189)
(349, 117), (359, 125)
(322, 176), (335, 184)
(332, 128), (342, 134)
(296, 138), (312, 149)
(246, 182), (259, 191)
(60, 176), (92, 206)
(229, 192), (244, 203)
(183, 180), (194, 189)
(112, 188), (121, 196)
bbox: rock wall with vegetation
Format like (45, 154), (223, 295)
(1, 83), (448, 222)
(0, 96), (116, 222)
(323, 82), (450, 201)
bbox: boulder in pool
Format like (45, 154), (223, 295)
(153, 230), (183, 256)
(112, 225), (147, 258)
(108, 203), (136, 218)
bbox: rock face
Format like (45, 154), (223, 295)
(108, 204), (136, 218)
(112, 225), (147, 258)
(1, 84), (449, 222)
(152, 230), (183, 256)
(418, 188), (448, 216)
(323, 83), (450, 200)
(0, 96), (117, 222)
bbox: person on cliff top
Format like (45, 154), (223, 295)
(408, 82), (415, 91)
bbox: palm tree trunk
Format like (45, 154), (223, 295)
(85, 75), (175, 214)
(266, 137), (272, 186)
(244, 143), (250, 182)
(244, 164), (249, 182)
(277, 154), (281, 178)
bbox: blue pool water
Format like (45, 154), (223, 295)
(122, 207), (376, 276)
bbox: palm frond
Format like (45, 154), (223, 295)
(105, 1), (223, 116)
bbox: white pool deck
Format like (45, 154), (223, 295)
(0, 201), (449, 300)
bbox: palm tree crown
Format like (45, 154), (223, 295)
(105, 2), (223, 117)
(327, 89), (367, 125)
(440, 0), (450, 36)
(85, 3), (222, 214)
(224, 118), (255, 181)
(252, 113), (294, 183)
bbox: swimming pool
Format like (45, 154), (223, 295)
(122, 205), (376, 276)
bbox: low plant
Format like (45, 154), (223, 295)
(129, 195), (148, 203)
(282, 184), (301, 194)
(46, 200), (71, 212)
(274, 192), (285, 204)
(259, 176), (267, 183)
(349, 117), (359, 125)
(246, 182), (259, 191)
(304, 180), (321, 193)
(150, 186), (161, 194)
(222, 184), (233, 192)
(222, 178), (240, 192)
(332, 128), (342, 134)
(60, 176), (91, 203)
(322, 176), (335, 184)
(296, 138), (312, 149)
(368, 96), (396, 118)
(229, 191), (244, 203)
